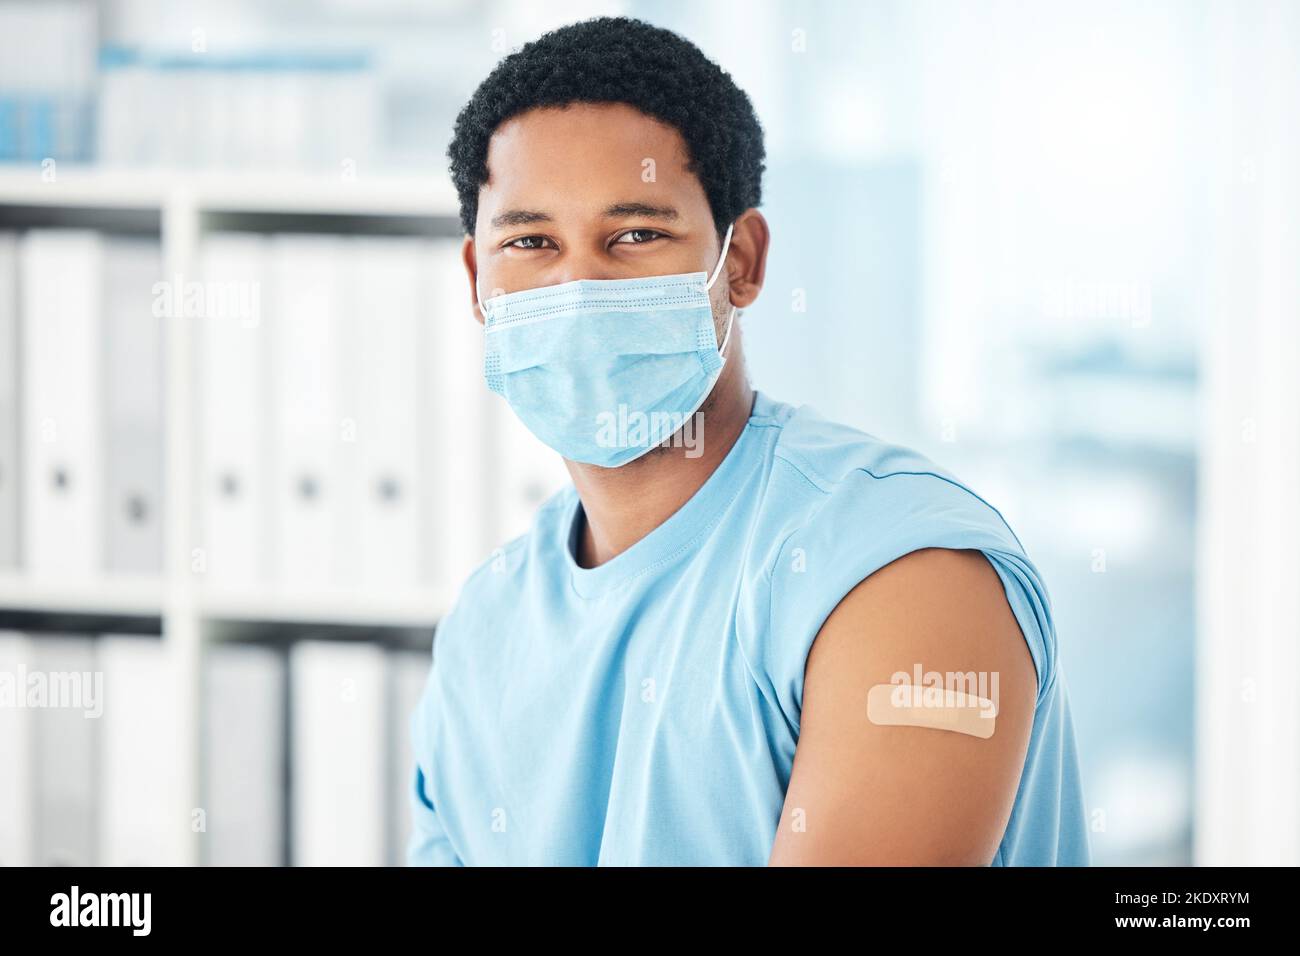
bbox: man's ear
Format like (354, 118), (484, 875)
(461, 234), (484, 326)
(724, 209), (770, 311)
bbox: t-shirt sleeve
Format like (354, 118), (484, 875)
(758, 467), (1056, 739)
(407, 764), (462, 866)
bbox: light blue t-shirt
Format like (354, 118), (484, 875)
(408, 389), (1091, 866)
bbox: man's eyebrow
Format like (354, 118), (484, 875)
(601, 201), (680, 222)
(488, 202), (681, 230)
(490, 208), (554, 229)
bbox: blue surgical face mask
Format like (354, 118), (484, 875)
(477, 221), (738, 468)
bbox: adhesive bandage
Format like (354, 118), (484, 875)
(867, 682), (998, 739)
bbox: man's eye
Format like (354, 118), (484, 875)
(615, 229), (665, 244)
(506, 236), (552, 250)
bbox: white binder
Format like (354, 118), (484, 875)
(490, 391), (571, 546)
(422, 238), (491, 591)
(269, 236), (344, 590)
(0, 630), (33, 865)
(387, 645), (432, 866)
(20, 230), (104, 579)
(98, 633), (176, 865)
(198, 233), (270, 590)
(103, 239), (164, 574)
(289, 638), (386, 866)
(0, 234), (17, 569)
(31, 635), (99, 866)
(202, 641), (286, 866)
(348, 237), (423, 590)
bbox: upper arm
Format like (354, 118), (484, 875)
(768, 547), (1038, 866)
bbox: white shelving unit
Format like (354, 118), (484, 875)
(0, 166), (473, 865)
(0, 168), (460, 216)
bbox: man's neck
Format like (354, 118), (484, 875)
(567, 371), (756, 569)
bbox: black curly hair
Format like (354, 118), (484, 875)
(448, 15), (766, 239)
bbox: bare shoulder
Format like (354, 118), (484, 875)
(769, 547), (1039, 865)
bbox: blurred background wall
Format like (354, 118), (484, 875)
(0, 0), (1296, 867)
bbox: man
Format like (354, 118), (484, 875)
(409, 15), (1090, 866)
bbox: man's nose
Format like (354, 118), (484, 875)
(549, 250), (623, 285)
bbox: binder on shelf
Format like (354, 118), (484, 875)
(346, 237), (423, 591)
(0, 234), (17, 570)
(269, 236), (346, 590)
(103, 239), (165, 574)
(98, 633), (176, 865)
(387, 646), (432, 866)
(198, 233), (270, 590)
(0, 631), (33, 865)
(202, 640), (286, 866)
(490, 391), (571, 547)
(31, 634), (99, 866)
(422, 238), (491, 591)
(289, 638), (386, 866)
(20, 229), (104, 579)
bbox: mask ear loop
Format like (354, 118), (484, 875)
(705, 221), (735, 291)
(475, 274), (489, 320)
(717, 304), (739, 360)
(706, 221), (738, 360)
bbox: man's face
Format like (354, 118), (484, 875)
(469, 101), (730, 339)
